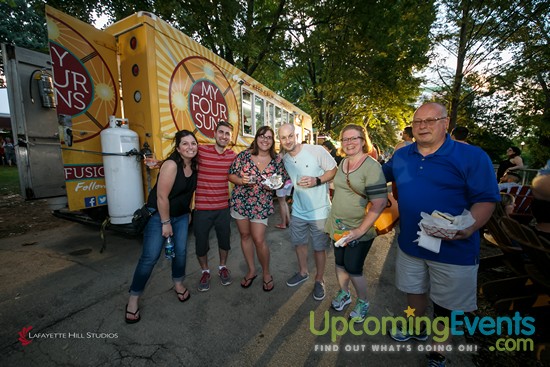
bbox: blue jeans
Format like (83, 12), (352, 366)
(129, 210), (189, 295)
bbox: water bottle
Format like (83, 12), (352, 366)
(164, 236), (175, 259)
(334, 219), (358, 247)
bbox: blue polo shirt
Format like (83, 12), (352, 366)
(383, 135), (500, 265)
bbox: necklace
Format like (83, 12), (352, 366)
(253, 154), (271, 171)
(346, 153), (366, 173)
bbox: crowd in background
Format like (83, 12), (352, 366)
(0, 136), (16, 166)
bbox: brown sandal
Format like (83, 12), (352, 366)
(241, 275), (257, 288)
(263, 276), (274, 292)
(175, 289), (191, 302)
(125, 305), (141, 324)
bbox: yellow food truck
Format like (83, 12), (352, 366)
(41, 6), (312, 227)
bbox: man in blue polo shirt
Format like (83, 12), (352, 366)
(383, 102), (500, 367)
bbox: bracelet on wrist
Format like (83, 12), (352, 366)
(161, 219), (171, 225)
(316, 177), (322, 186)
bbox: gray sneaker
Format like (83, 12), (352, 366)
(313, 281), (325, 301)
(218, 267), (232, 286)
(198, 271), (211, 292)
(286, 272), (309, 287)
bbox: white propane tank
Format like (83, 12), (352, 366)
(100, 117), (144, 224)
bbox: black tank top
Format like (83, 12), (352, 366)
(147, 158), (197, 217)
(496, 159), (515, 181)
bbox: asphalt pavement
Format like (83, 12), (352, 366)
(0, 207), (477, 367)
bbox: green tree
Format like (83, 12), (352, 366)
(431, 0), (539, 130)
(285, 0), (435, 150)
(491, 0), (550, 168)
(0, 0), (49, 51)
(1, 0), (439, 154)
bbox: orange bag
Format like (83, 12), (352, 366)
(371, 190), (399, 235)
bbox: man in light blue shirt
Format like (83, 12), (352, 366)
(278, 123), (337, 301)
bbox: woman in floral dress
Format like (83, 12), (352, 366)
(228, 126), (288, 292)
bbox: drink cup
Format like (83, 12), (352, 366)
(144, 154), (158, 168)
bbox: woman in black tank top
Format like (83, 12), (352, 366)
(125, 130), (199, 323)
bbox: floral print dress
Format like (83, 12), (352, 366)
(229, 150), (289, 220)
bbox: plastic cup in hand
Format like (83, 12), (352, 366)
(145, 155), (157, 169)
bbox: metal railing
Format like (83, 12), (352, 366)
(493, 165), (539, 186)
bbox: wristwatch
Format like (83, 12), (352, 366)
(316, 177), (322, 186)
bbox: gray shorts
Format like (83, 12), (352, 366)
(395, 247), (478, 312)
(289, 216), (331, 251)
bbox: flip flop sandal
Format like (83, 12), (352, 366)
(263, 276), (274, 292)
(175, 289), (191, 303)
(241, 275), (258, 288)
(125, 305), (141, 324)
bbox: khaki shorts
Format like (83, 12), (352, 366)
(230, 209), (268, 226)
(395, 247), (478, 312)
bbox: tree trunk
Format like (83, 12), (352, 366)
(449, 0), (472, 132)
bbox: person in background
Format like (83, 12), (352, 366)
(125, 130), (199, 323)
(499, 192), (516, 217)
(322, 140), (343, 199)
(382, 102), (500, 367)
(0, 137), (5, 166)
(451, 126), (469, 144)
(3, 137), (15, 166)
(228, 126), (288, 291)
(325, 124), (387, 323)
(496, 146), (523, 182)
(278, 123), (337, 301)
(531, 159), (550, 240)
(498, 171), (522, 191)
(275, 179), (292, 229)
(532, 159), (550, 200)
(372, 143), (386, 164)
(194, 121), (236, 292)
(393, 126), (413, 153)
(322, 140), (343, 166)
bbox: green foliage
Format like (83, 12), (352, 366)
(0, 0), (49, 51)
(0, 166), (20, 196)
(429, 0), (550, 167)
(1, 0), (438, 154)
(284, 0), (435, 151)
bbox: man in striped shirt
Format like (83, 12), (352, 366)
(194, 121), (236, 292)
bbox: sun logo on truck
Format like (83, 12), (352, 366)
(46, 15), (118, 143)
(169, 56), (239, 139)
